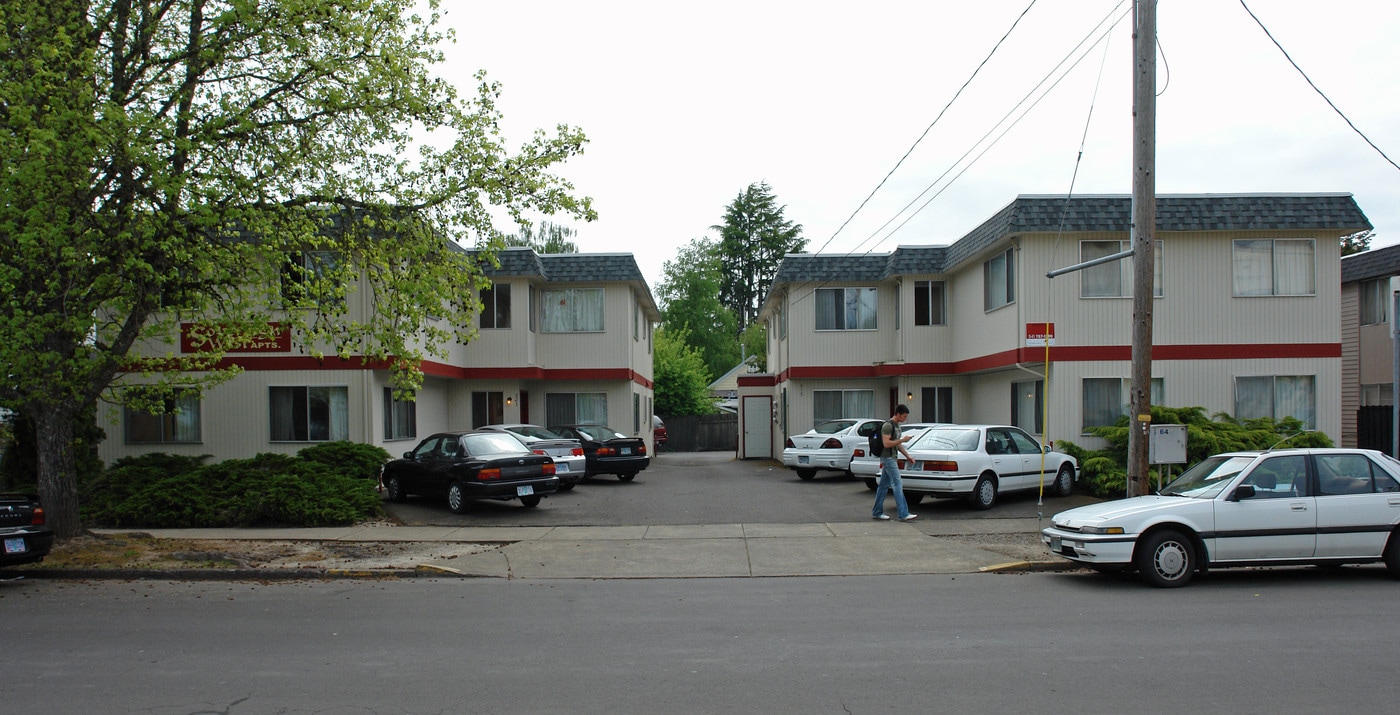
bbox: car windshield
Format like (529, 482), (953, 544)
(1160, 455), (1256, 498)
(510, 425), (563, 440)
(813, 420), (858, 434)
(462, 432), (529, 456)
(575, 425), (626, 441)
(911, 428), (981, 452)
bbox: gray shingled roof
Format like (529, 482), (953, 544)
(1342, 242), (1400, 283)
(456, 248), (659, 318)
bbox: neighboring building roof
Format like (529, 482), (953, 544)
(708, 356), (759, 396)
(1341, 242), (1400, 284)
(762, 193), (1372, 313)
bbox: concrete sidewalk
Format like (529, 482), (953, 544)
(91, 516), (1070, 579)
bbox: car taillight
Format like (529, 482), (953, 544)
(821, 438), (843, 449)
(923, 461), (958, 472)
(785, 438), (795, 448)
(479, 467), (502, 480)
(532, 449), (548, 456)
(31, 506), (45, 526)
(854, 448), (868, 458)
(571, 448), (584, 457)
(542, 462), (556, 476)
(639, 445), (647, 456)
(598, 446), (617, 456)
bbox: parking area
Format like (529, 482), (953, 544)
(382, 450), (1094, 527)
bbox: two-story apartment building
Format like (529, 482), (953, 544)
(1340, 242), (1400, 450)
(741, 193), (1371, 459)
(97, 246), (661, 465)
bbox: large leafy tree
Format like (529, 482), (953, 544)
(652, 327), (715, 417)
(656, 237), (738, 382)
(713, 182), (805, 328)
(1341, 229), (1374, 257)
(0, 0), (594, 538)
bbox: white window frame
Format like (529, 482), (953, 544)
(1081, 377), (1165, 431)
(1080, 240), (1164, 298)
(815, 287), (877, 331)
(542, 288), (605, 333)
(812, 389), (875, 423)
(984, 248), (1015, 311)
(914, 280), (947, 326)
(1232, 239), (1316, 297)
(546, 392), (608, 426)
(270, 385), (349, 442)
(480, 283), (511, 329)
(1360, 278), (1389, 326)
(1234, 375), (1316, 429)
(124, 389), (201, 444)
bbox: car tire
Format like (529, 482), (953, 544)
(1053, 465), (1074, 497)
(618, 473), (636, 482)
(864, 478), (878, 490)
(1136, 529), (1196, 588)
(447, 481), (470, 514)
(1384, 531), (1400, 578)
(520, 495), (542, 508)
(385, 475), (407, 503)
(796, 469), (817, 480)
(970, 474), (997, 510)
(558, 481), (575, 492)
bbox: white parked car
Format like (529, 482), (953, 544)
(476, 424), (587, 490)
(1041, 448), (1400, 587)
(900, 424), (1077, 509)
(782, 418), (884, 480)
(849, 423), (944, 489)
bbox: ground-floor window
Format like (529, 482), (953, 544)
(920, 386), (953, 423)
(813, 389), (874, 424)
(1011, 380), (1042, 434)
(546, 392), (608, 427)
(471, 391), (503, 428)
(383, 388), (417, 440)
(124, 389), (201, 444)
(1235, 375), (1316, 429)
(270, 385), (348, 442)
(1082, 377), (1165, 431)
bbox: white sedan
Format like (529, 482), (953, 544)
(900, 424), (1077, 509)
(782, 418), (884, 480)
(1042, 448), (1400, 587)
(849, 423), (944, 489)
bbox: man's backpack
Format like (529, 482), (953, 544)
(868, 421), (888, 457)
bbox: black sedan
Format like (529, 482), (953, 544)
(550, 424), (650, 481)
(1, 493), (54, 568)
(381, 431), (561, 513)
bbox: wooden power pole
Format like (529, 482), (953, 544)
(1127, 0), (1157, 496)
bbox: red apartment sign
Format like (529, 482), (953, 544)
(1025, 322), (1055, 347)
(181, 322), (291, 354)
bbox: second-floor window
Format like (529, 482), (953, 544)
(1081, 240), (1164, 298)
(984, 248), (1015, 311)
(1360, 277), (1390, 326)
(542, 288), (604, 333)
(1233, 239), (1315, 297)
(815, 288), (876, 331)
(281, 250), (342, 306)
(480, 284), (510, 329)
(914, 280), (947, 326)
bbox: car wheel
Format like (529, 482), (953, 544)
(385, 475), (407, 503)
(1136, 529), (1196, 588)
(558, 481), (575, 492)
(796, 469), (817, 480)
(446, 481), (470, 514)
(970, 474), (997, 510)
(618, 473), (636, 482)
(520, 495), (542, 508)
(1384, 531), (1400, 578)
(864, 478), (878, 490)
(1053, 465), (1074, 497)
(905, 492), (924, 506)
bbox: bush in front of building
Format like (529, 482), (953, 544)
(84, 446), (386, 529)
(1057, 406), (1333, 498)
(296, 440), (392, 481)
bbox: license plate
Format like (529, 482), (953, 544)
(555, 462), (569, 473)
(3, 537), (26, 554)
(799, 455), (809, 464)
(1050, 536), (1062, 552)
(622, 447), (633, 455)
(517, 485), (534, 497)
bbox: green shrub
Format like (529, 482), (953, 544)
(297, 440), (392, 481)
(84, 448), (383, 528)
(1057, 406), (1333, 499)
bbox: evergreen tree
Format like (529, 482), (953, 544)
(509, 220), (580, 253)
(713, 182), (806, 328)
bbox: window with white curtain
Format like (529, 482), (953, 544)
(542, 288), (605, 332)
(1360, 278), (1390, 326)
(812, 389), (875, 423)
(1011, 380), (1041, 433)
(815, 288), (877, 330)
(1080, 240), (1164, 298)
(1234, 375), (1316, 429)
(270, 386), (348, 441)
(124, 389), (201, 444)
(1361, 383), (1394, 406)
(383, 388), (416, 440)
(984, 248), (1015, 310)
(1082, 377), (1166, 430)
(545, 392), (608, 426)
(1233, 239), (1316, 296)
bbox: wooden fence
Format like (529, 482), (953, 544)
(658, 414), (738, 452)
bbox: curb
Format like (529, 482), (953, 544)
(979, 560), (1086, 574)
(1, 567), (419, 581)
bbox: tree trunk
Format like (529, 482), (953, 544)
(33, 406), (84, 540)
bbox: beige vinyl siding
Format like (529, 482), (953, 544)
(1340, 281), (1360, 446)
(781, 283), (895, 368)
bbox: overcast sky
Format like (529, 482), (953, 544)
(436, 0), (1400, 291)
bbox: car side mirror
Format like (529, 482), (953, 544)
(403, 451), (413, 459)
(1232, 485), (1256, 501)
(1043, 443), (1052, 453)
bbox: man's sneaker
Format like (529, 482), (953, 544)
(899, 514), (919, 522)
(872, 513), (891, 520)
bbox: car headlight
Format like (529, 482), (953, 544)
(1079, 525), (1125, 535)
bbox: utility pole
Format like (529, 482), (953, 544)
(1126, 0), (1157, 496)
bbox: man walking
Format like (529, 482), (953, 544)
(871, 404), (917, 522)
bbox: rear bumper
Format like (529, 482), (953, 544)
(587, 456), (650, 476)
(782, 452), (849, 471)
(0, 525), (55, 567)
(463, 477), (561, 501)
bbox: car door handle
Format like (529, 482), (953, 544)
(1291, 503), (1308, 512)
(1389, 498), (1400, 508)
